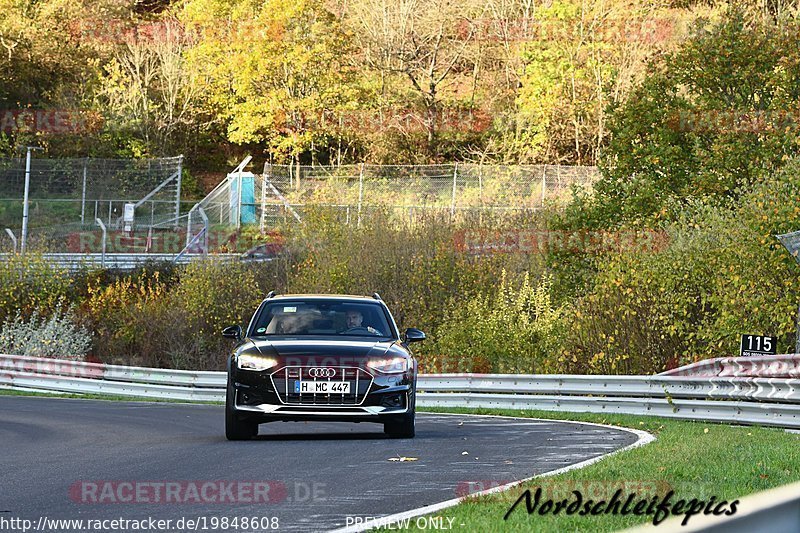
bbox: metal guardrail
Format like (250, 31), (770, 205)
(417, 374), (800, 402)
(3, 354), (800, 428)
(0, 253), (239, 270)
(660, 353), (800, 378)
(3, 354), (799, 531)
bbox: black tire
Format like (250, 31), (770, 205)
(225, 376), (257, 441)
(384, 408), (415, 438)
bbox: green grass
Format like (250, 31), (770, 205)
(400, 407), (800, 532)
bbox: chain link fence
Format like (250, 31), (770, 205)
(0, 159), (599, 256)
(0, 156), (183, 254)
(265, 163), (598, 208)
(181, 162), (600, 251)
(253, 162), (599, 228)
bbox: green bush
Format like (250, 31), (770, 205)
(568, 9), (800, 230)
(561, 160), (800, 374)
(80, 261), (280, 369)
(0, 307), (91, 360)
(83, 270), (170, 367)
(0, 254), (70, 323)
(283, 207), (547, 346)
(428, 271), (565, 373)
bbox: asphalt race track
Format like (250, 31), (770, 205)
(0, 396), (640, 531)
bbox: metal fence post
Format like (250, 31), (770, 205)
(260, 164), (269, 234)
(478, 164), (483, 204)
(450, 163), (458, 217)
(796, 303), (800, 354)
(236, 166), (243, 231)
(20, 146), (42, 254)
(81, 158), (88, 224)
(21, 150), (31, 254)
(198, 206), (209, 255)
(774, 231), (800, 352)
(541, 165), (547, 207)
(5, 228), (17, 253)
(186, 205), (195, 247)
(357, 163), (364, 228)
(175, 155), (183, 225)
(95, 218), (107, 268)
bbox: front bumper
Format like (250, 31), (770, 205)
(230, 365), (414, 422)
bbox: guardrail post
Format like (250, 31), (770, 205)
(95, 218), (107, 268)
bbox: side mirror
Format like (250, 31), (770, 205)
(222, 325), (243, 341)
(404, 328), (426, 343)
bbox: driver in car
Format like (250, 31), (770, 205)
(344, 310), (379, 334)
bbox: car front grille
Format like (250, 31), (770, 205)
(270, 366), (374, 405)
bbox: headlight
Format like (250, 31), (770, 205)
(237, 353), (278, 371)
(367, 356), (409, 374)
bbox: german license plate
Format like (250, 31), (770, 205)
(294, 381), (351, 394)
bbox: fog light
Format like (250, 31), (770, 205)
(381, 394), (403, 407)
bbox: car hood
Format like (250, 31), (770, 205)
(235, 338), (411, 372)
(242, 338), (399, 359)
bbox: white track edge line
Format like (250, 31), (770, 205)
(329, 410), (655, 533)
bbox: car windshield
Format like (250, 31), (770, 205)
(251, 300), (393, 338)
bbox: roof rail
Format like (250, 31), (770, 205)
(372, 292), (382, 301)
(266, 291), (276, 299)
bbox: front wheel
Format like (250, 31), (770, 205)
(225, 376), (258, 441)
(384, 408), (415, 438)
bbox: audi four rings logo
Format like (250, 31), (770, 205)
(308, 367), (336, 378)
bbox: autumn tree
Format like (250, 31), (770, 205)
(344, 0), (486, 157)
(99, 17), (199, 156)
(583, 9), (800, 227)
(181, 0), (361, 164)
